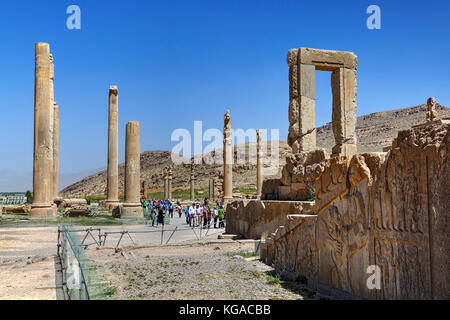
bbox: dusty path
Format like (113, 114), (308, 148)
(0, 216), (224, 300)
(0, 226), (60, 300)
(87, 241), (319, 300)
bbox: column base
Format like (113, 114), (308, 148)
(30, 203), (57, 218)
(121, 203), (143, 219)
(104, 200), (120, 211)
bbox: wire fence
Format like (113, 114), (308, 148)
(57, 226), (106, 300)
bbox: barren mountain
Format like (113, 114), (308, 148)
(61, 103), (449, 198)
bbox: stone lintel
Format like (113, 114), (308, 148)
(298, 47), (357, 71)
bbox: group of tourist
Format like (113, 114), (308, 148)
(141, 198), (225, 229)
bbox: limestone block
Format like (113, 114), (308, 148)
(298, 47), (357, 71)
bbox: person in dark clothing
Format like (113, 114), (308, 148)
(157, 207), (165, 227)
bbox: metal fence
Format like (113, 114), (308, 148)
(57, 226), (105, 300)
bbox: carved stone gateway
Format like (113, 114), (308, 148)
(267, 47), (358, 201)
(288, 47), (357, 155)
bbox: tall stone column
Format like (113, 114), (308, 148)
(163, 170), (168, 200)
(256, 129), (263, 198)
(121, 121), (143, 218)
(168, 167), (173, 200)
(209, 178), (215, 200)
(31, 43), (55, 217)
(105, 86), (120, 209)
(53, 103), (60, 199)
(223, 110), (233, 201)
(190, 163), (195, 201)
(49, 54), (57, 202)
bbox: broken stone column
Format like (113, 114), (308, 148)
(105, 86), (120, 210)
(53, 103), (60, 199)
(209, 178), (215, 200)
(31, 43), (56, 217)
(256, 129), (263, 198)
(190, 164), (195, 200)
(121, 121), (143, 218)
(223, 110), (233, 201)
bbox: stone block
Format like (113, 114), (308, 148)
(298, 47), (357, 70)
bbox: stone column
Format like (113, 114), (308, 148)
(121, 121), (143, 218)
(49, 54), (58, 202)
(31, 43), (55, 217)
(190, 164), (195, 201)
(105, 86), (120, 209)
(209, 178), (215, 200)
(163, 171), (168, 200)
(223, 110), (233, 201)
(53, 103), (60, 199)
(256, 129), (263, 198)
(168, 168), (173, 200)
(331, 68), (357, 156)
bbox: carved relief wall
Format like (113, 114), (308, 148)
(264, 123), (448, 299)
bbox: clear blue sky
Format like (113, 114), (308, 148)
(0, 0), (449, 190)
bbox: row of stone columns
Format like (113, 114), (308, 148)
(30, 43), (60, 218)
(103, 85), (143, 218)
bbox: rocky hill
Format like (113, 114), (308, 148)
(61, 104), (449, 198)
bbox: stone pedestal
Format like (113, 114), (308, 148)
(256, 129), (263, 197)
(121, 121), (143, 218)
(105, 86), (120, 210)
(31, 43), (56, 218)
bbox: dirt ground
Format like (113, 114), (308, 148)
(0, 226), (62, 300)
(86, 241), (320, 300)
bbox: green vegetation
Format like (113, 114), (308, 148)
(25, 190), (33, 203)
(146, 188), (210, 200)
(225, 250), (260, 259)
(233, 187), (257, 195)
(266, 274), (281, 285)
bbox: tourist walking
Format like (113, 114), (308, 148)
(157, 206), (165, 227)
(189, 204), (196, 227)
(213, 206), (219, 228)
(218, 205), (225, 228)
(169, 202), (174, 218)
(150, 206), (157, 227)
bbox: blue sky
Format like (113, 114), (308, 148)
(0, 0), (449, 191)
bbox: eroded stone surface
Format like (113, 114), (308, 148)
(261, 122), (449, 299)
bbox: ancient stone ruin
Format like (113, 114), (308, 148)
(226, 47), (449, 299)
(223, 109), (233, 201)
(105, 85), (120, 210)
(31, 43), (60, 217)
